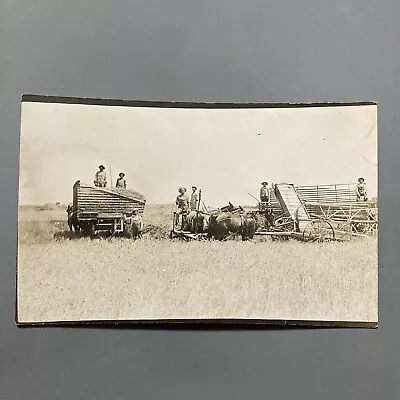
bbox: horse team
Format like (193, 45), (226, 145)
(180, 205), (258, 241)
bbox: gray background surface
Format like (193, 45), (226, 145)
(0, 1), (398, 398)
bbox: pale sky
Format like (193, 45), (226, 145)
(19, 102), (377, 207)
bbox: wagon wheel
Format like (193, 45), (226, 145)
(303, 219), (335, 242)
(81, 223), (91, 237)
(89, 222), (97, 239)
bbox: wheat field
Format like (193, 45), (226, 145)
(17, 205), (378, 324)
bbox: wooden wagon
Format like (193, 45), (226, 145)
(70, 180), (146, 237)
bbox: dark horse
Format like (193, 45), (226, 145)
(207, 211), (257, 241)
(183, 211), (210, 234)
(66, 205), (80, 232)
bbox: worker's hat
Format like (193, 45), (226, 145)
(178, 187), (187, 192)
(99, 164), (105, 170)
(261, 181), (268, 185)
(119, 172), (125, 177)
(192, 185), (197, 189)
(358, 177), (365, 182)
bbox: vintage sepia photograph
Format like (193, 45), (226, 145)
(17, 96), (378, 326)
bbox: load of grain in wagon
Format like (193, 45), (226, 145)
(68, 180), (146, 239)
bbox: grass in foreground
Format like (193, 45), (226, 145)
(17, 236), (377, 323)
(17, 204), (378, 325)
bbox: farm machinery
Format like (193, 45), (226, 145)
(169, 182), (378, 242)
(68, 180), (146, 238)
(253, 183), (378, 242)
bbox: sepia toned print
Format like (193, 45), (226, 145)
(17, 97), (378, 326)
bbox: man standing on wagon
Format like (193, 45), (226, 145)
(260, 181), (270, 203)
(190, 185), (200, 211)
(94, 165), (107, 187)
(356, 177), (368, 201)
(175, 187), (190, 230)
(116, 172), (127, 188)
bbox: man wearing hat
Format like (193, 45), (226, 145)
(116, 172), (127, 188)
(357, 178), (368, 201)
(94, 165), (107, 187)
(175, 187), (190, 230)
(260, 181), (270, 203)
(190, 185), (200, 211)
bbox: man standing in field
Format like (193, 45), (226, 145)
(94, 165), (107, 187)
(175, 187), (190, 230)
(190, 185), (200, 211)
(116, 172), (127, 188)
(357, 177), (368, 201)
(130, 209), (143, 239)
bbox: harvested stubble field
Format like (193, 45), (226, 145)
(17, 205), (378, 324)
